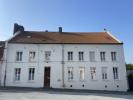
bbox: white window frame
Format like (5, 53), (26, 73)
(29, 51), (36, 62)
(111, 52), (117, 62)
(113, 67), (119, 80)
(14, 68), (21, 81)
(45, 51), (51, 61)
(79, 51), (84, 61)
(68, 67), (73, 81)
(90, 67), (96, 80)
(79, 67), (85, 81)
(100, 52), (106, 62)
(28, 68), (35, 81)
(68, 51), (73, 61)
(89, 51), (95, 62)
(16, 51), (23, 61)
(101, 67), (108, 80)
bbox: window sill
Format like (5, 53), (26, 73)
(114, 79), (120, 81)
(90, 79), (98, 81)
(102, 79), (110, 82)
(13, 81), (21, 83)
(27, 80), (35, 83)
(79, 80), (86, 82)
(68, 80), (74, 82)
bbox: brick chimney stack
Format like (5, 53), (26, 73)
(13, 23), (24, 35)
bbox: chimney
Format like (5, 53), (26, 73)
(59, 27), (62, 32)
(13, 23), (24, 35)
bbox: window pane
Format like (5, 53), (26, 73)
(68, 67), (73, 81)
(79, 67), (85, 81)
(89, 51), (95, 62)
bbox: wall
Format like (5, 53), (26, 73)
(0, 43), (128, 91)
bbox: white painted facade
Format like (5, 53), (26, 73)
(0, 43), (128, 91)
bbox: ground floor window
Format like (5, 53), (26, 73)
(29, 68), (35, 80)
(68, 67), (73, 81)
(14, 68), (21, 81)
(102, 67), (107, 80)
(79, 67), (85, 81)
(90, 67), (96, 80)
(113, 67), (119, 80)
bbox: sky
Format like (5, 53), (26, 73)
(0, 0), (133, 63)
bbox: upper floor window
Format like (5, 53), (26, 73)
(16, 52), (23, 61)
(79, 67), (85, 81)
(45, 51), (51, 61)
(79, 51), (84, 61)
(102, 67), (108, 80)
(14, 68), (21, 81)
(89, 51), (95, 62)
(29, 51), (36, 61)
(90, 67), (96, 80)
(68, 67), (73, 81)
(113, 67), (119, 80)
(111, 52), (117, 61)
(100, 52), (106, 62)
(68, 51), (73, 61)
(29, 68), (35, 81)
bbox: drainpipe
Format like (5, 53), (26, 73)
(3, 41), (8, 87)
(62, 44), (65, 87)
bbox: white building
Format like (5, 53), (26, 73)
(0, 24), (128, 91)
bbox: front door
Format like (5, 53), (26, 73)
(44, 67), (50, 87)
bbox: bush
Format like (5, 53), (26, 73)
(126, 64), (133, 70)
(128, 74), (133, 79)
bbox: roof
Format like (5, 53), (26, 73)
(0, 41), (5, 61)
(8, 31), (122, 44)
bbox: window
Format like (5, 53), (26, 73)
(79, 51), (84, 61)
(14, 68), (21, 81)
(68, 67), (73, 81)
(79, 67), (85, 81)
(102, 67), (107, 80)
(29, 68), (35, 80)
(111, 52), (117, 61)
(45, 51), (51, 61)
(68, 51), (73, 61)
(113, 67), (119, 80)
(29, 51), (36, 61)
(90, 67), (96, 80)
(89, 51), (95, 62)
(16, 52), (23, 61)
(100, 52), (106, 62)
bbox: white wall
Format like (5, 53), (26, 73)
(0, 43), (128, 91)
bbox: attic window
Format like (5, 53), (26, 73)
(27, 36), (31, 38)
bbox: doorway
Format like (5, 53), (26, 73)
(44, 67), (51, 87)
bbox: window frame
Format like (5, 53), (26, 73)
(67, 67), (74, 81)
(16, 51), (23, 61)
(100, 52), (106, 62)
(14, 68), (21, 81)
(45, 51), (51, 61)
(68, 51), (73, 61)
(29, 51), (36, 62)
(79, 51), (84, 61)
(28, 68), (35, 81)
(90, 67), (96, 80)
(89, 51), (95, 62)
(79, 67), (85, 81)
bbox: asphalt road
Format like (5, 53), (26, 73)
(0, 88), (133, 100)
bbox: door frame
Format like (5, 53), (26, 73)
(44, 67), (51, 88)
